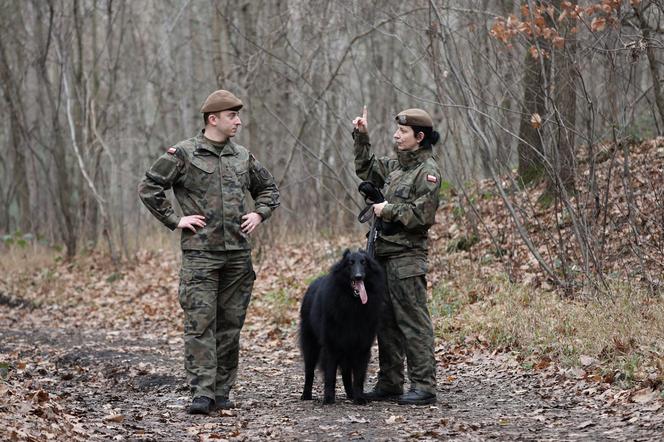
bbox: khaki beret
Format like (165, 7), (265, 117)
(200, 90), (243, 113)
(395, 108), (433, 128)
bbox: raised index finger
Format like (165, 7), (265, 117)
(362, 105), (367, 121)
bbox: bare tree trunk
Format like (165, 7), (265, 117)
(212, 0), (231, 87)
(635, 2), (664, 131)
(33, 2), (78, 258)
(61, 56), (118, 264)
(516, 43), (548, 185)
(495, 0), (518, 170)
(0, 40), (31, 232)
(549, 8), (577, 194)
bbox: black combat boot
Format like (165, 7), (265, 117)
(188, 396), (214, 414)
(397, 388), (437, 405)
(363, 386), (402, 402)
(213, 396), (235, 410)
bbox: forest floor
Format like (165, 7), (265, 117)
(1, 244), (663, 441)
(2, 137), (664, 440)
(2, 316), (664, 441)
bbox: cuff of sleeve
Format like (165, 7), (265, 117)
(352, 129), (371, 145)
(165, 214), (180, 231)
(255, 206), (271, 221)
(381, 203), (395, 221)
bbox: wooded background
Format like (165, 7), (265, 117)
(1, 0), (662, 290)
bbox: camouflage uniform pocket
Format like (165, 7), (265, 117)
(393, 255), (428, 279)
(147, 155), (180, 184)
(388, 255), (429, 307)
(178, 268), (194, 309)
(191, 156), (216, 173)
(184, 156), (216, 192)
(236, 170), (250, 189)
(256, 166), (272, 183)
(394, 185), (412, 200)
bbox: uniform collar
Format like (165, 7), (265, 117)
(395, 145), (432, 169)
(196, 133), (237, 156)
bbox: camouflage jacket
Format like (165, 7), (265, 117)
(353, 130), (441, 257)
(138, 133), (280, 251)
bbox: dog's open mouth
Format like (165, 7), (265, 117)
(351, 280), (368, 304)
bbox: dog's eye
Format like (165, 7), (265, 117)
(361, 259), (366, 265)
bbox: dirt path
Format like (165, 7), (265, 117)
(2, 317), (663, 441)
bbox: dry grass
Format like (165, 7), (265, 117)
(431, 273), (664, 387)
(0, 243), (59, 275)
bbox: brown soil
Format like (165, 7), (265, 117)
(2, 315), (662, 441)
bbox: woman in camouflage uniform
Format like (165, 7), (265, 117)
(352, 106), (442, 405)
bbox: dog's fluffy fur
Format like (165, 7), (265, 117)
(299, 249), (385, 404)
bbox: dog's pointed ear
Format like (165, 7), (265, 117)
(343, 248), (350, 258)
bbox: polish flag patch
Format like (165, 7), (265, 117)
(426, 174), (438, 183)
(167, 147), (177, 155)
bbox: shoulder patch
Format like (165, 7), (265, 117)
(167, 147), (177, 155)
(426, 174), (438, 183)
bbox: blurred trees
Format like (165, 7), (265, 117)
(0, 0), (662, 290)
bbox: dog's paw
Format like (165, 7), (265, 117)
(322, 396), (336, 405)
(353, 396), (368, 406)
(300, 392), (312, 400)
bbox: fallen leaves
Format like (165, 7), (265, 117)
(33, 390), (49, 403)
(534, 356), (551, 370)
(577, 420), (594, 429)
(340, 415), (368, 424)
(385, 415), (405, 424)
(632, 388), (658, 404)
(643, 402), (662, 412)
(579, 355), (599, 367)
(103, 414), (125, 423)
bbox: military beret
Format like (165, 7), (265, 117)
(395, 108), (433, 128)
(200, 90), (243, 113)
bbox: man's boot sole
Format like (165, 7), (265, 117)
(188, 406), (211, 415)
(212, 402), (235, 411)
(397, 396), (437, 406)
(365, 394), (401, 402)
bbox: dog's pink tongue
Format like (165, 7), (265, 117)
(354, 281), (368, 304)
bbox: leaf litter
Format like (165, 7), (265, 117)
(1, 139), (664, 439)
(1, 244), (662, 440)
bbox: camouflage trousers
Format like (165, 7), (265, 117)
(374, 254), (436, 394)
(178, 249), (255, 400)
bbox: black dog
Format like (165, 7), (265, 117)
(299, 249), (385, 405)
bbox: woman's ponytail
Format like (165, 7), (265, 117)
(411, 126), (439, 149)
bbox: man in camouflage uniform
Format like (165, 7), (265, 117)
(138, 90), (280, 414)
(352, 106), (441, 405)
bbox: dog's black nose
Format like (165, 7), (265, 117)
(352, 274), (364, 281)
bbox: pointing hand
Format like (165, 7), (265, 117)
(352, 105), (368, 133)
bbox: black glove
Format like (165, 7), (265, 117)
(357, 181), (401, 236)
